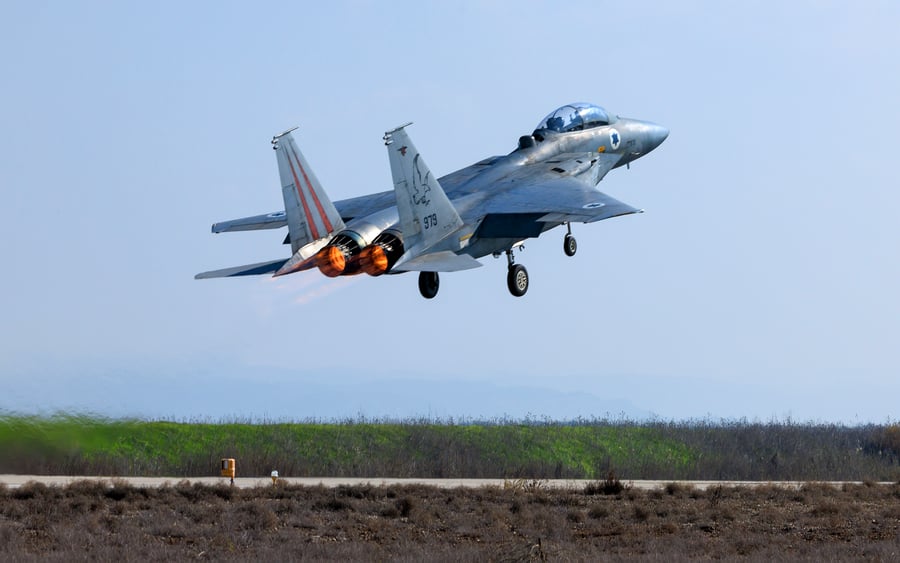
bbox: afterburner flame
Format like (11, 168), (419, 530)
(315, 246), (346, 277)
(360, 245), (389, 276)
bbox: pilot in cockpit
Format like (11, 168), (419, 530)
(545, 116), (564, 131)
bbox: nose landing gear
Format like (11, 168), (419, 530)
(563, 223), (577, 257)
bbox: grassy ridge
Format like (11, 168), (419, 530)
(1, 414), (898, 480)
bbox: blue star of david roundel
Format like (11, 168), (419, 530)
(609, 129), (621, 150)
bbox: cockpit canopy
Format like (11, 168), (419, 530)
(533, 102), (614, 134)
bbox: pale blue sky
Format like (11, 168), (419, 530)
(1, 2), (898, 422)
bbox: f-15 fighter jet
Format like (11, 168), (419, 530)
(196, 102), (668, 298)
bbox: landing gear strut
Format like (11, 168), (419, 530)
(563, 223), (577, 257)
(418, 271), (439, 299)
(505, 249), (528, 297)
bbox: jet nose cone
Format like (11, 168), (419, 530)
(647, 123), (669, 152)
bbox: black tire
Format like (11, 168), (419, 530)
(418, 271), (439, 299)
(563, 234), (577, 257)
(507, 264), (529, 297)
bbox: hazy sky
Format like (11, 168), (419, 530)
(2, 2), (898, 422)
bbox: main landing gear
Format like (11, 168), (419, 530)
(503, 224), (577, 297)
(505, 249), (529, 297)
(418, 225), (577, 299)
(418, 271), (439, 299)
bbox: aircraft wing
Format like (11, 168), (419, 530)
(479, 182), (640, 224)
(477, 153), (641, 224)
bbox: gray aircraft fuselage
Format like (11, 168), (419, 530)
(337, 115), (668, 262)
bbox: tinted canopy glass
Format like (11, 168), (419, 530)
(534, 103), (610, 133)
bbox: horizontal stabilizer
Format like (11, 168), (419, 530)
(195, 259), (287, 279)
(392, 251), (482, 273)
(273, 237), (332, 277)
(212, 211), (287, 233)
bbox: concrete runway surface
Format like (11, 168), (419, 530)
(2, 475), (889, 490)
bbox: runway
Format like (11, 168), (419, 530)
(2, 475), (887, 490)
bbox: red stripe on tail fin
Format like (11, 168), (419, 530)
(290, 146), (334, 233)
(286, 151), (321, 241)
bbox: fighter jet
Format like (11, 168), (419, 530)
(196, 102), (668, 298)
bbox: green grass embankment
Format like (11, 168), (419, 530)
(1, 414), (898, 481)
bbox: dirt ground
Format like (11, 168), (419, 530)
(1, 480), (898, 561)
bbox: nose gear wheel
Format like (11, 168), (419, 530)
(564, 234), (577, 256)
(563, 223), (577, 257)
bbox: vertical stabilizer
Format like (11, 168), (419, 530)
(384, 124), (462, 257)
(273, 128), (344, 253)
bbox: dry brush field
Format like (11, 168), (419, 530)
(1, 479), (898, 561)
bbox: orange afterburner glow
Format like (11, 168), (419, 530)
(359, 245), (389, 276)
(315, 246), (346, 277)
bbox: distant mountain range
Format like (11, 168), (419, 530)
(2, 367), (650, 421)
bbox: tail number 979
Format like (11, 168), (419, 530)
(423, 213), (438, 230)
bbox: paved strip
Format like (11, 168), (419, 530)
(0, 475), (890, 490)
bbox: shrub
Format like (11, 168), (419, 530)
(587, 505), (609, 519)
(585, 472), (624, 496)
(396, 496), (414, 518)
